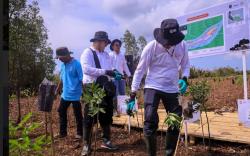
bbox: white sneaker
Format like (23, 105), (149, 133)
(81, 145), (90, 156)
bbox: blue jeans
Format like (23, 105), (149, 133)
(113, 79), (126, 96)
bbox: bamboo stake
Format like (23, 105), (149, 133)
(174, 117), (184, 156)
(49, 112), (55, 156)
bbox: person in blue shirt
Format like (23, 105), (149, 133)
(55, 47), (83, 139)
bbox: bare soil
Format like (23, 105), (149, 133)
(9, 96), (250, 156)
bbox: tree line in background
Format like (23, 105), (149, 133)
(189, 66), (250, 79)
(122, 30), (147, 60)
(9, 0), (55, 123)
(122, 30), (147, 73)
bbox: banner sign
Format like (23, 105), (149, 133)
(177, 0), (250, 58)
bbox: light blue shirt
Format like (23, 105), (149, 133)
(60, 59), (83, 101)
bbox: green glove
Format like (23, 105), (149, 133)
(126, 92), (136, 116)
(114, 70), (122, 80)
(178, 77), (188, 95)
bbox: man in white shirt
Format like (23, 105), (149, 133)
(80, 31), (118, 156)
(130, 19), (190, 156)
(109, 39), (131, 115)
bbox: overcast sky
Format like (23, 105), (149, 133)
(34, 0), (250, 72)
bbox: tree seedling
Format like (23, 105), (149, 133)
(189, 80), (211, 150)
(163, 113), (183, 156)
(9, 112), (51, 156)
(82, 83), (106, 156)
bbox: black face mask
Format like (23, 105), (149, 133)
(163, 27), (178, 39)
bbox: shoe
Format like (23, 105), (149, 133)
(114, 111), (121, 117)
(54, 133), (67, 139)
(101, 139), (118, 150)
(81, 145), (91, 156)
(75, 134), (83, 139)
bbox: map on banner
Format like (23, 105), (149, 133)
(183, 15), (224, 51)
(177, 0), (250, 58)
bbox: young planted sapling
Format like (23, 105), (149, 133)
(81, 83), (106, 156)
(163, 113), (183, 156)
(189, 80), (211, 149)
(9, 113), (51, 156)
(82, 83), (106, 117)
(164, 113), (182, 130)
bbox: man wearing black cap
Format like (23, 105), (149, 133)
(130, 19), (190, 156)
(55, 47), (83, 139)
(80, 31), (118, 155)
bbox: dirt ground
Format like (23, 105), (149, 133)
(9, 97), (250, 156)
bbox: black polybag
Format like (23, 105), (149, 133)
(37, 78), (57, 112)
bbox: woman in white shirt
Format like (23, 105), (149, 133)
(109, 39), (131, 116)
(109, 39), (131, 95)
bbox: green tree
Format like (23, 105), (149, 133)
(121, 30), (139, 59)
(136, 36), (147, 59)
(9, 0), (55, 123)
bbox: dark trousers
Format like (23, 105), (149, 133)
(58, 98), (83, 136)
(83, 96), (113, 143)
(143, 88), (182, 136)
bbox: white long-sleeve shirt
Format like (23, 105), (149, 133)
(131, 40), (190, 93)
(80, 47), (112, 84)
(109, 52), (131, 77)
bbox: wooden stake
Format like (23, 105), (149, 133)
(135, 112), (141, 139)
(184, 121), (188, 147)
(45, 112), (48, 137)
(174, 118), (184, 156)
(49, 112), (55, 156)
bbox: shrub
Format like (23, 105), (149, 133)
(9, 113), (51, 156)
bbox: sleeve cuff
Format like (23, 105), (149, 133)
(100, 69), (106, 75)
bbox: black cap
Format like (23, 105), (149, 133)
(154, 19), (185, 46)
(90, 31), (111, 44)
(55, 47), (73, 58)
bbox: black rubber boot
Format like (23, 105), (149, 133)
(101, 125), (111, 140)
(165, 130), (179, 156)
(145, 135), (157, 156)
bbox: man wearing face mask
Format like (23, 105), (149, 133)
(129, 19), (190, 156)
(80, 31), (119, 156)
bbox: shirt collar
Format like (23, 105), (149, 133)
(64, 58), (74, 65)
(157, 41), (176, 51)
(90, 46), (104, 53)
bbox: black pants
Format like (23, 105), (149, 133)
(143, 88), (182, 136)
(83, 95), (113, 143)
(58, 98), (83, 136)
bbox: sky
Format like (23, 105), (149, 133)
(34, 0), (250, 72)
